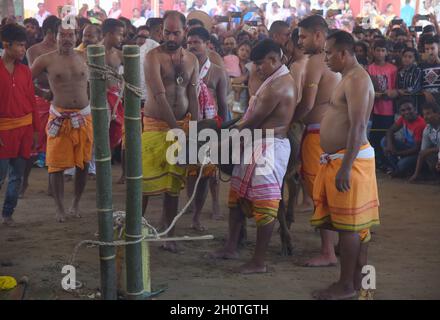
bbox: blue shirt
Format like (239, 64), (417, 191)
(401, 4), (415, 26)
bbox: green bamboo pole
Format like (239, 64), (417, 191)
(123, 45), (144, 300)
(87, 45), (117, 300)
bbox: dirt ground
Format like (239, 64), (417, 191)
(0, 165), (439, 300)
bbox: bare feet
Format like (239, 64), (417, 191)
(206, 248), (239, 260)
(312, 282), (357, 300)
(116, 175), (125, 184)
(237, 261), (267, 274)
(68, 204), (82, 218)
(2, 217), (17, 227)
(56, 213), (66, 223)
(303, 254), (337, 267)
(161, 241), (179, 253)
(191, 221), (207, 232)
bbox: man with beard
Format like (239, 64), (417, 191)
(75, 24), (102, 52)
(31, 25), (92, 223)
(295, 14), (342, 267)
(186, 27), (229, 230)
(142, 11), (199, 253)
(21, 16), (60, 197)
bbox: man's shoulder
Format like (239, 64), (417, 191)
(141, 39), (160, 53)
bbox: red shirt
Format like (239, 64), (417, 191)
(367, 63), (398, 116)
(395, 115), (426, 144)
(0, 58), (39, 159)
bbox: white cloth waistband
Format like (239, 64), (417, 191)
(306, 123), (320, 131)
(320, 145), (375, 165)
(49, 104), (91, 117)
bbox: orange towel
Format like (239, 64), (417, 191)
(300, 126), (323, 196)
(311, 144), (380, 242)
(0, 113), (32, 131)
(46, 106), (93, 173)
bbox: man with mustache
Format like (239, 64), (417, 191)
(186, 26), (229, 230)
(142, 11), (199, 253)
(31, 24), (92, 223)
(295, 14), (341, 267)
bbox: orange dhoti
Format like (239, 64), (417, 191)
(311, 144), (380, 243)
(300, 124), (323, 196)
(46, 105), (93, 173)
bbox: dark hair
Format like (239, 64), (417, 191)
(237, 31), (250, 43)
(422, 103), (440, 113)
(352, 26), (364, 35)
(42, 15), (61, 36)
(398, 98), (415, 109)
(269, 20), (289, 37)
(326, 30), (355, 55)
(298, 14), (328, 34)
(102, 18), (125, 35)
(423, 25), (436, 34)
(147, 18), (163, 30)
(137, 25), (150, 33)
(0, 23), (27, 43)
(163, 10), (186, 27)
(187, 26), (210, 42)
(237, 40), (252, 51)
(394, 28), (407, 37)
(402, 47), (419, 61)
(84, 24), (102, 38)
(424, 34), (440, 46)
(77, 17), (92, 29)
(23, 18), (39, 28)
(291, 28), (299, 47)
(354, 41), (368, 55)
(373, 39), (388, 50)
(187, 18), (204, 27)
(250, 38), (281, 61)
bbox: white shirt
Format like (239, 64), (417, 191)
(108, 9), (122, 19)
(139, 39), (160, 100)
(34, 11), (51, 27)
(132, 17), (147, 28)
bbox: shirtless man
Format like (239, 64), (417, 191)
(102, 19), (125, 152)
(142, 11), (199, 252)
(186, 26), (228, 229)
(288, 28), (313, 213)
(31, 25), (92, 222)
(295, 15), (341, 267)
(21, 16), (60, 197)
(311, 30), (379, 300)
(210, 39), (297, 273)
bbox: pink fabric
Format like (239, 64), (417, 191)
(223, 55), (241, 77)
(367, 63), (398, 116)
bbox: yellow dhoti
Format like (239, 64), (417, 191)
(142, 115), (190, 197)
(311, 144), (380, 242)
(46, 105), (93, 173)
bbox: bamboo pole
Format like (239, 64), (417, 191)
(122, 45), (144, 300)
(87, 45), (117, 300)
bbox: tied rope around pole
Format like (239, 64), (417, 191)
(87, 63), (143, 120)
(69, 154), (213, 266)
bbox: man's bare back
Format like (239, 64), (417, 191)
(302, 53), (341, 125)
(247, 73), (297, 138)
(144, 45), (199, 122)
(320, 65), (374, 153)
(31, 50), (89, 109)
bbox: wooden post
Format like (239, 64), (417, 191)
(87, 45), (117, 300)
(123, 45), (144, 300)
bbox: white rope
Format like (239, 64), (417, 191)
(69, 154), (211, 266)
